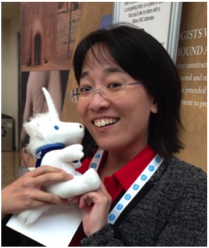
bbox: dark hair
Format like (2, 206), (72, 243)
(73, 24), (184, 159)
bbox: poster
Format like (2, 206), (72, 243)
(20, 2), (81, 167)
(176, 2), (207, 172)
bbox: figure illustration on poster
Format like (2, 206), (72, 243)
(20, 2), (82, 167)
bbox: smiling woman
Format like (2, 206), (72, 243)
(2, 24), (207, 247)
(76, 46), (157, 155)
(70, 24), (206, 246)
(73, 25), (182, 159)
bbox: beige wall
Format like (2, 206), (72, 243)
(176, 2), (207, 172)
(2, 17), (20, 149)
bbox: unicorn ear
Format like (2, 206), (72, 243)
(24, 120), (43, 139)
(24, 121), (33, 136)
(42, 87), (60, 120)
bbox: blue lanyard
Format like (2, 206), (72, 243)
(89, 148), (164, 224)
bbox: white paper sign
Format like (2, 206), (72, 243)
(115, 2), (172, 49)
(114, 2), (183, 62)
(7, 205), (82, 247)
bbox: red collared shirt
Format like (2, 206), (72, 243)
(69, 145), (156, 246)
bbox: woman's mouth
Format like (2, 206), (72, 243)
(93, 118), (119, 127)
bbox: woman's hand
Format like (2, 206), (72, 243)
(73, 182), (112, 236)
(1, 166), (73, 218)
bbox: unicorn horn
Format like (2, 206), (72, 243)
(42, 87), (60, 120)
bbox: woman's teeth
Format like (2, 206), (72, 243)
(94, 119), (118, 127)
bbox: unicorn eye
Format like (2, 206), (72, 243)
(54, 125), (59, 130)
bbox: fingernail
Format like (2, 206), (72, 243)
(68, 174), (74, 179)
(62, 204), (71, 209)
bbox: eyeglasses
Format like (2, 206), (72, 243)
(68, 81), (142, 103)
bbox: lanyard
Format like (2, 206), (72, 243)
(89, 147), (164, 224)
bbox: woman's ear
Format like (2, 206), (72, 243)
(151, 100), (158, 114)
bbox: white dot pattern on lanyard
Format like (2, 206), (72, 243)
(90, 147), (103, 170)
(108, 155), (163, 224)
(88, 148), (164, 225)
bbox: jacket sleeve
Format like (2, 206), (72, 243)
(81, 224), (125, 246)
(155, 172), (207, 246)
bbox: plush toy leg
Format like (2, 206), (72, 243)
(18, 205), (50, 225)
(46, 168), (101, 199)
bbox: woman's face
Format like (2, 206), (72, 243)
(77, 45), (157, 154)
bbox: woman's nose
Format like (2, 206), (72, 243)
(89, 90), (110, 111)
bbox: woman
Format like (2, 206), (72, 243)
(2, 25), (206, 246)
(69, 24), (206, 246)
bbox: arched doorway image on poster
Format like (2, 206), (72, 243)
(21, 2), (81, 71)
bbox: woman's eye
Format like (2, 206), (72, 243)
(80, 86), (92, 93)
(108, 82), (123, 89)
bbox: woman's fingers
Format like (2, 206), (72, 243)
(2, 166), (74, 216)
(30, 190), (69, 206)
(75, 183), (112, 236)
(78, 183), (111, 208)
(79, 193), (93, 209)
(29, 165), (68, 177)
(24, 166), (73, 188)
(30, 172), (73, 188)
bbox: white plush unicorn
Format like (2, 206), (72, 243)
(18, 87), (101, 225)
